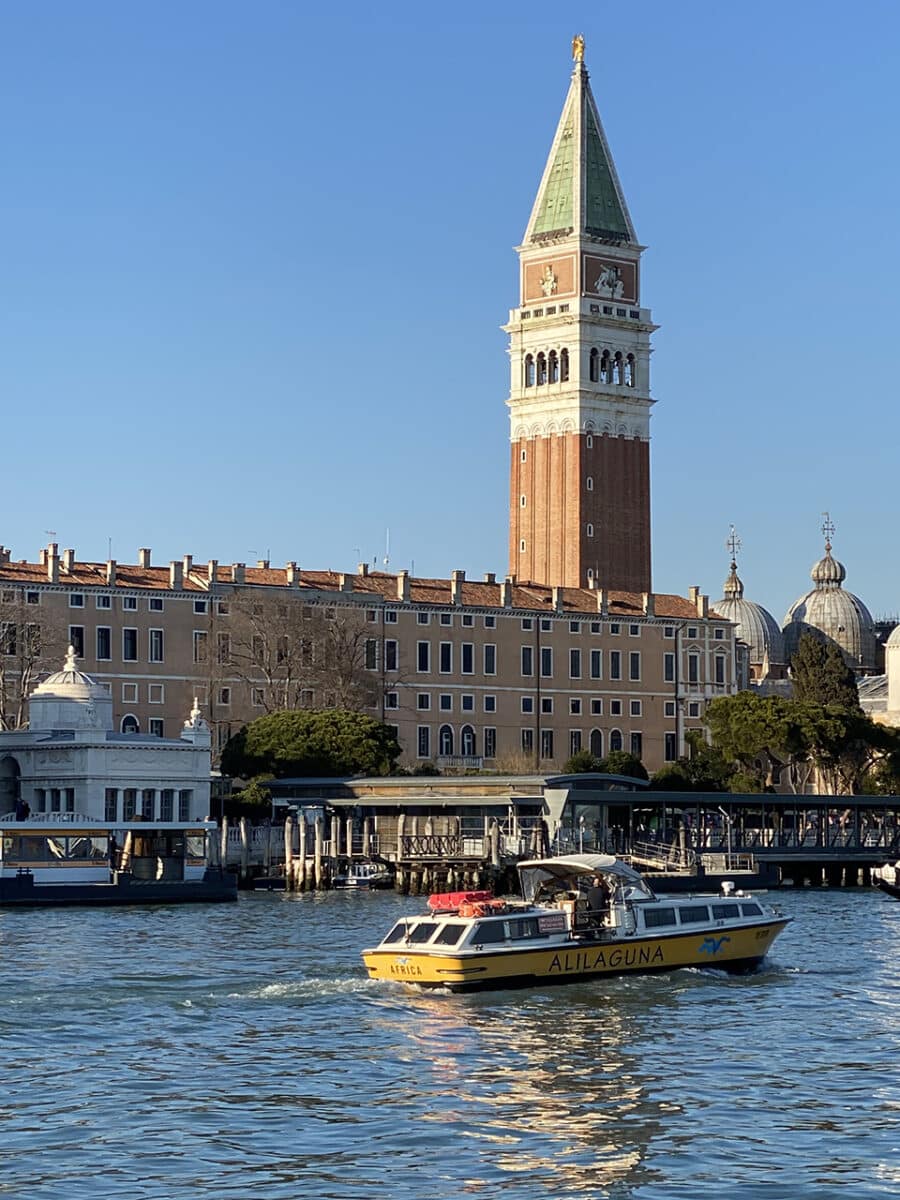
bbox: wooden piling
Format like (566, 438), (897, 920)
(220, 816), (229, 871)
(489, 819), (501, 869)
(298, 816), (307, 891)
(239, 816), (250, 882)
(362, 817), (371, 859)
(314, 815), (324, 890)
(284, 815), (294, 890)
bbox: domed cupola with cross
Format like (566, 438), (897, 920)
(505, 35), (657, 592)
(782, 515), (877, 673)
(714, 528), (786, 680)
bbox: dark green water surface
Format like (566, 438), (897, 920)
(2, 888), (899, 1199)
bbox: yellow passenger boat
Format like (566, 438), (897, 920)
(362, 853), (790, 992)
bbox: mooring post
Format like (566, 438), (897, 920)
(344, 815), (353, 860)
(490, 819), (501, 869)
(314, 815), (324, 890)
(362, 816), (371, 859)
(264, 821), (272, 875)
(239, 817), (250, 882)
(284, 814), (294, 890)
(220, 816), (229, 871)
(397, 812), (405, 862)
(298, 815), (307, 891)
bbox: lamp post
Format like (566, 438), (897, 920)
(718, 806), (733, 870)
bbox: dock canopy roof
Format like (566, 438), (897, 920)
(517, 854), (651, 902)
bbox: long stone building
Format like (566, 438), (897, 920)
(0, 543), (735, 774)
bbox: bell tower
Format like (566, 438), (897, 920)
(505, 37), (656, 592)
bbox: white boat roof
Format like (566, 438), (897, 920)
(517, 853), (644, 884)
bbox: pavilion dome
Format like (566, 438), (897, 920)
(28, 646), (114, 732)
(714, 561), (785, 668)
(782, 541), (877, 671)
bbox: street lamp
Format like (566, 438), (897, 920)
(717, 806), (733, 870)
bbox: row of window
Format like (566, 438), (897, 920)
(103, 787), (193, 821)
(416, 725), (644, 761)
(70, 625), (165, 663)
(10, 590), (194, 613)
(368, 611), (727, 640)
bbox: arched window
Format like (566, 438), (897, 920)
(586, 475), (593, 491)
(600, 350), (610, 384)
(589, 348), (599, 382)
(590, 729), (603, 757)
(439, 725), (454, 756)
(461, 725), (476, 756)
(586, 434), (593, 449)
(586, 568), (594, 582)
(612, 352), (623, 385)
(121, 715), (140, 734)
(537, 353), (547, 385)
(520, 494), (527, 507)
(586, 523), (594, 538)
(610, 728), (623, 752)
(548, 350), (559, 383)
(625, 353), (635, 387)
(560, 348), (569, 381)
(524, 354), (535, 387)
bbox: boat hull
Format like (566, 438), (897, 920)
(874, 879), (900, 901)
(363, 918), (789, 992)
(0, 869), (238, 908)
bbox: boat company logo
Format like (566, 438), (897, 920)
(548, 945), (665, 974)
(699, 936), (731, 956)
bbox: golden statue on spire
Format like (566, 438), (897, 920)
(572, 33), (585, 63)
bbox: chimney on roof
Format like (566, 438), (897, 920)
(207, 558), (218, 582)
(231, 563), (245, 584)
(257, 559), (269, 569)
(285, 561), (298, 586)
(39, 549), (47, 567)
(0, 546), (9, 565)
(688, 586), (700, 604)
(47, 544), (59, 584)
(169, 561), (182, 590)
(138, 548), (151, 569)
(182, 554), (193, 575)
(397, 570), (410, 602)
(551, 586), (564, 613)
(597, 587), (609, 617)
(450, 569), (465, 605)
(62, 548), (75, 573)
(338, 572), (354, 592)
(696, 592), (709, 618)
(106, 559), (117, 586)
(501, 577), (513, 608)
(642, 592), (655, 617)
(357, 562), (369, 577)
(483, 572), (496, 584)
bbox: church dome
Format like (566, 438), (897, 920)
(783, 535), (877, 671)
(715, 561), (785, 669)
(29, 646), (114, 731)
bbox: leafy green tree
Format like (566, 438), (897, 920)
(562, 749), (604, 774)
(221, 709), (401, 779)
(649, 763), (693, 790)
(790, 634), (860, 710)
(598, 750), (649, 781)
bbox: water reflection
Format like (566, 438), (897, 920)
(382, 984), (677, 1195)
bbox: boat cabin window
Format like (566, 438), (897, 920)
(382, 922), (412, 945)
(712, 903), (741, 920)
(432, 923), (467, 947)
(678, 905), (711, 925)
(472, 921), (507, 945)
(505, 917), (543, 940)
(740, 902), (763, 917)
(406, 922), (439, 944)
(642, 907), (677, 928)
(1, 834), (108, 863)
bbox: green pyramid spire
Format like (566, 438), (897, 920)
(525, 57), (635, 245)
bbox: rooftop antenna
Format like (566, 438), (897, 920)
(44, 529), (56, 541)
(383, 528), (390, 567)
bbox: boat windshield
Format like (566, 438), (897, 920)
(518, 857), (656, 903)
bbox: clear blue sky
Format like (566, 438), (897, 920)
(2, 1), (899, 625)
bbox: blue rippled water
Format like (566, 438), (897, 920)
(3, 888), (900, 1199)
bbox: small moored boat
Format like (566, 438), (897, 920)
(333, 860), (393, 890)
(872, 862), (900, 899)
(362, 853), (790, 992)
